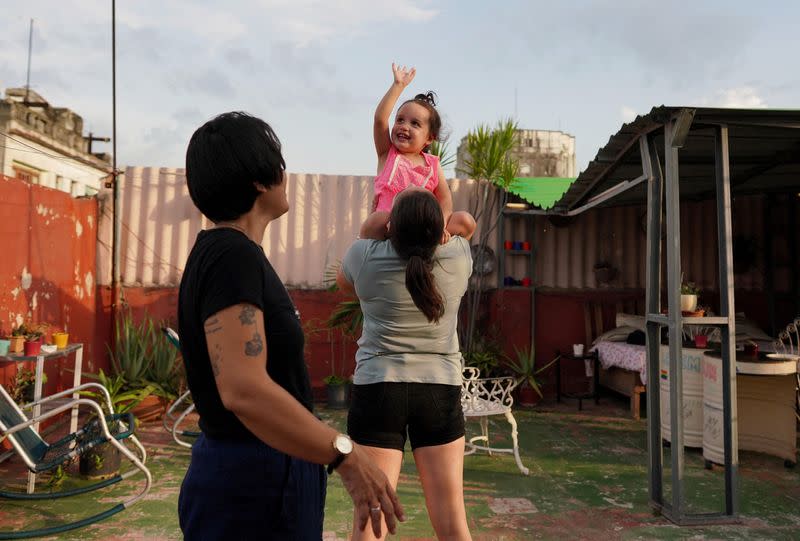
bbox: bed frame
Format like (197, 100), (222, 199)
(585, 298), (647, 419)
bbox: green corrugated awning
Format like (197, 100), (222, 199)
(507, 177), (576, 210)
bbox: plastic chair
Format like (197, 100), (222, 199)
(0, 383), (151, 539)
(160, 327), (199, 448)
(461, 367), (529, 475)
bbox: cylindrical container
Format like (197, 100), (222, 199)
(521, 277), (532, 287)
(504, 276), (514, 286)
(702, 353), (737, 464)
(504, 240), (513, 250)
(660, 347), (704, 447)
(522, 241), (531, 250)
(53, 332), (69, 349)
(512, 241), (523, 250)
(9, 336), (24, 353)
(572, 344), (584, 356)
(694, 334), (708, 348)
(0, 339), (9, 356)
(24, 339), (42, 356)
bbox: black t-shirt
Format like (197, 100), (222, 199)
(178, 228), (313, 440)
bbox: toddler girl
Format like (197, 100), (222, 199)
(360, 63), (475, 242)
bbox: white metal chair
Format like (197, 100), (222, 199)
(160, 327), (199, 448)
(772, 317), (800, 422)
(0, 383), (151, 539)
(461, 367), (529, 475)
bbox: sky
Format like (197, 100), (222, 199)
(0, 0), (797, 177)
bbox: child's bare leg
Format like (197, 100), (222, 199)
(446, 211), (476, 238)
(360, 211), (391, 240)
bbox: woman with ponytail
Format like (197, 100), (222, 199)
(338, 187), (476, 540)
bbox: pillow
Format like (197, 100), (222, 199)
(616, 313), (646, 332)
(734, 313), (773, 342)
(593, 325), (637, 345)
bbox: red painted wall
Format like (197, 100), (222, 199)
(0, 176), (98, 395)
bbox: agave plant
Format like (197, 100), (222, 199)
(506, 346), (558, 398)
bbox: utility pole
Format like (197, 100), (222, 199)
(24, 19), (33, 104)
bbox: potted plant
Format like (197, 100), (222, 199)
(680, 280), (700, 312)
(322, 282), (362, 409)
(9, 324), (27, 353)
(506, 346), (558, 407)
(79, 369), (152, 479)
(23, 324), (47, 356)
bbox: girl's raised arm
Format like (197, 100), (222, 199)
(374, 63), (415, 161)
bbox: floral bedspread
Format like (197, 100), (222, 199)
(592, 341), (647, 384)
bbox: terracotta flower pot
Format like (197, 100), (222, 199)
(516, 383), (541, 407)
(131, 394), (168, 423)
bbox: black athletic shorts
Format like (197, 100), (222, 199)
(347, 382), (465, 451)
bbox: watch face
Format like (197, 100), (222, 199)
(335, 434), (353, 454)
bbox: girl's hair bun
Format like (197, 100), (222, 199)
(414, 91), (437, 107)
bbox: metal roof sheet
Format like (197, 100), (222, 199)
(555, 106), (800, 213)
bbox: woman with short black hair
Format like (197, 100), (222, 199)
(178, 111), (404, 540)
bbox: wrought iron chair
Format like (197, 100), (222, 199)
(772, 317), (800, 422)
(461, 367), (529, 475)
(0, 382), (151, 539)
(161, 327), (199, 448)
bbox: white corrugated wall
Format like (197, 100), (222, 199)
(97, 167), (774, 292)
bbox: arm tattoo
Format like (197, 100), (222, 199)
(204, 317), (223, 334)
(239, 306), (256, 326)
(244, 332), (264, 357)
(210, 344), (222, 377)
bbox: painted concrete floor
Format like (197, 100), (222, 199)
(1, 395), (799, 540)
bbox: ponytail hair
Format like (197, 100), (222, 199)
(389, 190), (445, 323)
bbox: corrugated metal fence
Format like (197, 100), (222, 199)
(98, 167), (782, 292)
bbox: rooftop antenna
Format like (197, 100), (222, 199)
(24, 18), (33, 104)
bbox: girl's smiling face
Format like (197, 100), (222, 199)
(391, 101), (434, 153)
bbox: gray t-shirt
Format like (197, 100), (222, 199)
(341, 236), (473, 386)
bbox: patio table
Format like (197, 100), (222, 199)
(0, 343), (84, 492)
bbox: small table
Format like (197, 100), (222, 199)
(555, 350), (600, 411)
(0, 343), (84, 492)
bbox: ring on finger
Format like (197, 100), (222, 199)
(370, 504), (381, 513)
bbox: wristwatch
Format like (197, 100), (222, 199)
(327, 434), (354, 474)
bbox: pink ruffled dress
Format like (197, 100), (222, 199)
(373, 145), (439, 212)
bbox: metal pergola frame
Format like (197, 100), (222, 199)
(505, 105), (800, 526)
(642, 110), (740, 525)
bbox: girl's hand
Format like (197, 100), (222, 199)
(392, 63), (416, 87)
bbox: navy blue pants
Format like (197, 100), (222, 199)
(178, 434), (326, 540)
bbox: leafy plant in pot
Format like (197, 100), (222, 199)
(319, 310), (356, 409)
(680, 281), (700, 312)
(506, 346), (558, 406)
(79, 369), (153, 479)
(106, 308), (180, 423)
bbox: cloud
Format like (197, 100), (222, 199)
(252, 0), (438, 47)
(620, 106), (638, 123)
(704, 86), (767, 108)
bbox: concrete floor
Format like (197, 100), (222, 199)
(1, 395), (798, 540)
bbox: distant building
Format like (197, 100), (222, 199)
(0, 88), (111, 196)
(455, 128), (576, 178)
